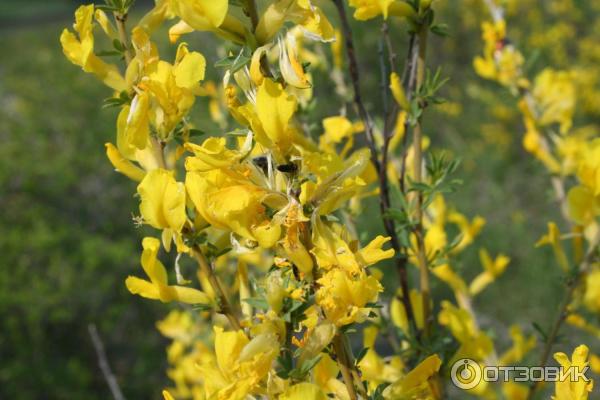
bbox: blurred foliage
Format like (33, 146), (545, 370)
(0, 0), (598, 398)
(0, 15), (167, 400)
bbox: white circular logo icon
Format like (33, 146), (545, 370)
(451, 358), (482, 390)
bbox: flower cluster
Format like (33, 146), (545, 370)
(60, 0), (598, 399)
(474, 2), (599, 398)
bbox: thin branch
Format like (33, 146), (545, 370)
(526, 233), (599, 400)
(482, 0), (504, 23)
(412, 27), (432, 337)
(332, 0), (420, 339)
(332, 334), (368, 400)
(88, 324), (126, 400)
(331, 0), (380, 172)
(113, 13), (133, 65)
(243, 0), (260, 32)
(191, 246), (243, 332)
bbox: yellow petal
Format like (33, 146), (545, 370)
(125, 92), (150, 150)
(125, 276), (160, 299)
(390, 72), (409, 109)
(249, 44), (272, 86)
(174, 50), (206, 89)
(168, 19), (194, 43)
(168, 285), (212, 304)
(137, 169), (186, 231)
(141, 237), (169, 285)
(172, 0), (228, 28)
(280, 383), (327, 400)
(214, 327), (248, 372)
(256, 78), (297, 154)
(94, 9), (117, 38)
(356, 235), (395, 266)
(105, 143), (146, 181)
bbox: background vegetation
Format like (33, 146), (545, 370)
(0, 0), (597, 398)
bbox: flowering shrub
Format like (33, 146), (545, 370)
(60, 0), (598, 399)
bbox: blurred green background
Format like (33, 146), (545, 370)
(1, 0), (598, 398)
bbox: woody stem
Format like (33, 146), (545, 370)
(412, 26), (431, 338)
(332, 333), (367, 400)
(113, 12), (133, 65)
(191, 246), (243, 332)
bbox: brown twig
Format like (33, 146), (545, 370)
(331, 0), (380, 172)
(332, 0), (420, 339)
(332, 334), (368, 400)
(191, 246), (243, 332)
(88, 324), (126, 400)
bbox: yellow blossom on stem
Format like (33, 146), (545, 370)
(126, 237), (210, 304)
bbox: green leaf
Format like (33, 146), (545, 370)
(214, 48), (251, 73)
(431, 23), (449, 37)
(192, 303), (213, 312)
(188, 128), (206, 137)
(532, 322), (549, 342)
(355, 347), (369, 364)
(243, 297), (269, 310)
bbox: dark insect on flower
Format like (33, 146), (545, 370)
(252, 156), (269, 174)
(277, 163), (298, 173)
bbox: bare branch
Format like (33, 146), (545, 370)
(88, 324), (126, 400)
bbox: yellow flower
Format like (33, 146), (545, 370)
(318, 116), (363, 156)
(356, 236), (395, 266)
(532, 69), (576, 134)
(279, 32), (311, 89)
(309, 148), (371, 215)
(566, 313), (600, 338)
(358, 326), (403, 388)
(469, 248), (510, 296)
(473, 20), (525, 88)
(438, 301), (494, 361)
(256, 78), (297, 156)
(156, 309), (199, 344)
(124, 91), (151, 150)
(184, 135), (250, 172)
(315, 268), (383, 326)
(447, 212), (486, 253)
(137, 169), (186, 232)
(391, 288), (428, 333)
(499, 325), (536, 365)
(348, 0), (416, 21)
(583, 269), (600, 313)
(139, 43), (206, 138)
(198, 327), (279, 400)
(553, 345), (594, 400)
(280, 200), (314, 274)
(279, 383), (327, 400)
(256, 0), (335, 44)
(383, 354), (442, 399)
(170, 0), (229, 28)
(126, 237), (210, 304)
(311, 217), (360, 272)
(567, 185), (600, 227)
(390, 72), (410, 110)
(104, 143), (146, 182)
(576, 139), (600, 196)
(60, 5), (127, 91)
(186, 169), (284, 247)
(536, 222), (570, 272)
(297, 321), (337, 365)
